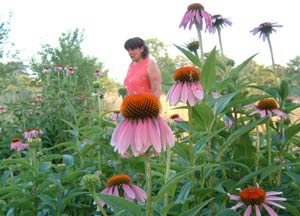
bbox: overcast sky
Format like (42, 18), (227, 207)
(1, 0), (300, 82)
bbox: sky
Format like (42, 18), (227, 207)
(1, 0), (300, 83)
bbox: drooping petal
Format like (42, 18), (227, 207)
(158, 117), (175, 151)
(114, 120), (134, 154)
(122, 184), (135, 200)
(169, 82), (183, 106)
(244, 205), (252, 216)
(146, 117), (162, 153)
(181, 82), (188, 104)
(166, 83), (176, 101)
(262, 203), (278, 216)
(113, 186), (120, 196)
(255, 205), (261, 216)
(192, 82), (204, 100)
(272, 109), (288, 118)
(131, 185), (147, 203)
(230, 202), (244, 210)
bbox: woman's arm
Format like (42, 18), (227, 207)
(147, 59), (162, 98)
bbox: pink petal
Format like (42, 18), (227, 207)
(244, 205), (252, 216)
(134, 120), (147, 153)
(181, 82), (188, 104)
(113, 185), (120, 196)
(192, 82), (204, 100)
(265, 200), (286, 209)
(255, 205), (261, 216)
(229, 194), (240, 201)
(272, 109), (287, 119)
(266, 196), (287, 201)
(146, 118), (162, 153)
(230, 202), (244, 210)
(187, 84), (196, 106)
(122, 184), (135, 200)
(131, 185), (147, 203)
(169, 82), (183, 106)
(266, 191), (283, 196)
(158, 117), (175, 151)
(166, 83), (176, 101)
(262, 203), (278, 216)
(114, 120), (134, 154)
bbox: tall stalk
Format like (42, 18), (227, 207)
(144, 153), (153, 216)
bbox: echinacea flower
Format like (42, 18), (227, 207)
(229, 186), (286, 216)
(54, 64), (63, 71)
(179, 3), (212, 60)
(170, 114), (184, 122)
(23, 128), (44, 139)
(111, 110), (122, 122)
(250, 22), (282, 73)
(10, 138), (29, 151)
(179, 3), (212, 31)
(43, 66), (51, 73)
(99, 174), (146, 206)
(210, 14), (232, 34)
(249, 98), (287, 119)
(111, 93), (175, 156)
(0, 106), (6, 113)
(250, 22), (283, 42)
(35, 95), (42, 102)
(167, 66), (204, 106)
(95, 69), (102, 76)
(65, 66), (74, 75)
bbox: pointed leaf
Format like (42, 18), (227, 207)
(97, 193), (142, 216)
(201, 47), (216, 92)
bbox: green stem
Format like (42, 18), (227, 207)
(92, 190), (108, 216)
(266, 118), (273, 184)
(164, 146), (171, 206)
(266, 35), (276, 74)
(254, 126), (260, 184)
(217, 27), (224, 56)
(195, 22), (204, 61)
(187, 105), (194, 167)
(276, 118), (284, 185)
(145, 153), (153, 216)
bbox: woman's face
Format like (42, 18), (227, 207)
(127, 47), (144, 62)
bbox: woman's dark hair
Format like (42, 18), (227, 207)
(124, 37), (149, 58)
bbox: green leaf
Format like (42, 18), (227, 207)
(216, 117), (266, 161)
(154, 166), (202, 202)
(285, 123), (300, 143)
(201, 47), (216, 93)
(213, 92), (237, 116)
(217, 208), (240, 216)
(231, 53), (258, 77)
(192, 103), (214, 131)
(279, 79), (289, 102)
(97, 194), (142, 216)
(174, 44), (202, 68)
(179, 198), (213, 216)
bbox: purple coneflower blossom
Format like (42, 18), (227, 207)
(65, 66), (74, 75)
(229, 185), (286, 216)
(111, 93), (175, 156)
(249, 98), (287, 119)
(95, 69), (102, 76)
(210, 14), (232, 34)
(98, 174), (146, 207)
(54, 64), (63, 71)
(42, 66), (51, 73)
(23, 128), (44, 139)
(179, 3), (212, 31)
(10, 138), (29, 151)
(250, 22), (283, 42)
(167, 66), (204, 106)
(170, 114), (184, 122)
(0, 106), (7, 113)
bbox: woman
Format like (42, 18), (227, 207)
(123, 37), (162, 98)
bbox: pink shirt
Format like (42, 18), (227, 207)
(124, 58), (153, 95)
